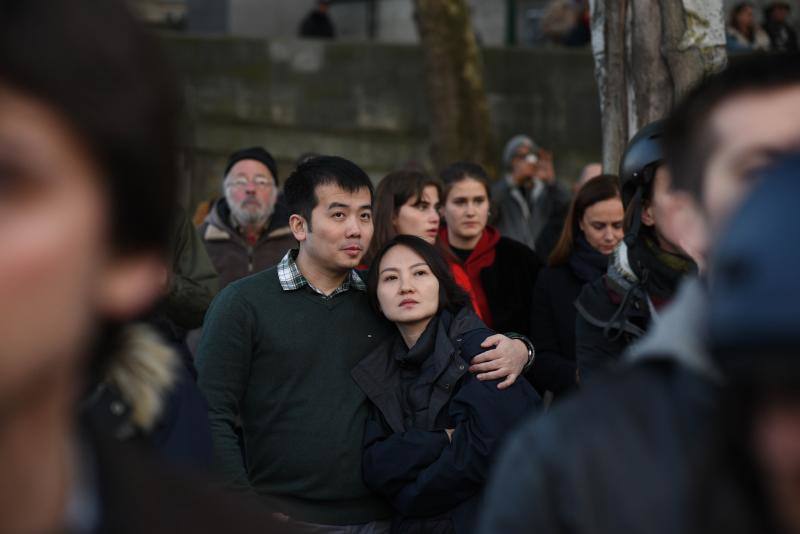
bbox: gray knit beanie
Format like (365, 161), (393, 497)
(502, 135), (539, 169)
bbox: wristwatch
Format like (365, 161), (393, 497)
(506, 332), (536, 372)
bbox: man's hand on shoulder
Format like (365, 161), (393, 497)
(469, 335), (530, 390)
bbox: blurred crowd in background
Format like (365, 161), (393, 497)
(135, 0), (798, 52)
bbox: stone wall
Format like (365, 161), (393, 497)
(163, 34), (601, 210)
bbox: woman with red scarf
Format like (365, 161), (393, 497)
(439, 162), (541, 338)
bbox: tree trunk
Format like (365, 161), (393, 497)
(630, 0), (672, 126)
(414, 0), (496, 177)
(589, 0), (727, 174)
(591, 0), (629, 173)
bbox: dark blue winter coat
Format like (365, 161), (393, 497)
(351, 307), (540, 533)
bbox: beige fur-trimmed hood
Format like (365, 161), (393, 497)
(103, 323), (179, 432)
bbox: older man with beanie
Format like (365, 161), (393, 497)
(491, 135), (571, 258)
(199, 146), (296, 289)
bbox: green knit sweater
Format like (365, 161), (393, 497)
(196, 267), (394, 525)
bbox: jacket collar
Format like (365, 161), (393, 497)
(83, 324), (178, 434)
(203, 198), (293, 243)
(351, 308), (474, 433)
(624, 277), (722, 382)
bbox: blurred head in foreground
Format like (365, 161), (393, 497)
(661, 53), (800, 269)
(704, 155), (800, 533)
(0, 0), (179, 405)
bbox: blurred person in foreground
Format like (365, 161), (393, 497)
(199, 146), (295, 290)
(83, 205), (217, 472)
(0, 0), (284, 531)
(492, 136), (572, 259)
(528, 175), (624, 398)
(476, 53), (800, 534)
(691, 155), (800, 533)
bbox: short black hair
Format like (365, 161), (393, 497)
(439, 161), (492, 202)
(664, 53), (800, 201)
(0, 0), (180, 254)
(367, 235), (471, 316)
(283, 155), (374, 230)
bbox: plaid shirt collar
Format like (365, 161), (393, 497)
(277, 249), (366, 297)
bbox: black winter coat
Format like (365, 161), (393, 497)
(352, 308), (540, 534)
(480, 237), (541, 337)
(84, 363), (215, 472)
(574, 236), (696, 383)
(527, 264), (584, 396)
(82, 419), (290, 533)
(477, 360), (720, 534)
(574, 274), (652, 382)
(529, 237), (608, 396)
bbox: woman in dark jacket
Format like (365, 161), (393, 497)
(527, 175), (624, 397)
(438, 162), (541, 337)
(353, 235), (539, 533)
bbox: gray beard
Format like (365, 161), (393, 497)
(229, 201), (273, 230)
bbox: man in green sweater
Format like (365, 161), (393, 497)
(196, 156), (532, 532)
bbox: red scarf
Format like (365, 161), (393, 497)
(439, 226), (500, 327)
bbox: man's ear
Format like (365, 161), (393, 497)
(289, 213), (308, 242)
(640, 200), (655, 227)
(664, 190), (709, 272)
(96, 254), (168, 321)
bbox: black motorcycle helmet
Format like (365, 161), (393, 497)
(619, 119), (665, 246)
